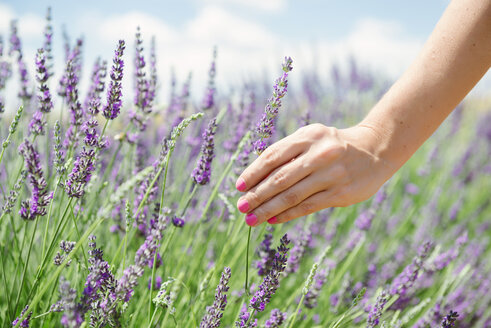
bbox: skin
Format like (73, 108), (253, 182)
(236, 0), (491, 227)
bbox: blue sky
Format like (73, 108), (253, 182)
(0, 0), (489, 103)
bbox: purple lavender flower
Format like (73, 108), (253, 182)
(64, 148), (96, 198)
(12, 305), (32, 328)
(133, 27), (150, 114)
(172, 216), (185, 228)
(355, 209), (375, 231)
(58, 277), (84, 327)
(148, 276), (162, 290)
(200, 266), (232, 328)
(35, 48), (53, 113)
(255, 228), (275, 276)
(235, 303), (258, 328)
(304, 269), (328, 309)
(390, 241), (434, 296)
(10, 20), (32, 101)
(250, 234), (290, 312)
(84, 58), (107, 115)
(103, 40), (125, 120)
(43, 7), (53, 78)
(115, 214), (169, 303)
(441, 311), (458, 327)
(28, 110), (46, 136)
(202, 47), (217, 111)
(286, 227), (311, 273)
(367, 290), (388, 327)
(192, 118), (218, 185)
(264, 308), (287, 328)
(253, 56), (293, 154)
(18, 140), (52, 220)
(405, 183), (420, 195)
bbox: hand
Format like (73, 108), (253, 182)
(235, 123), (397, 226)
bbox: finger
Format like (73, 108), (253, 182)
(236, 154), (311, 214)
(236, 133), (306, 192)
(268, 188), (344, 225)
(246, 173), (332, 226)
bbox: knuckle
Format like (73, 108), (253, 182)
(247, 190), (262, 206)
(262, 149), (278, 168)
(254, 206), (271, 220)
(300, 201), (314, 214)
(272, 170), (288, 189)
(282, 190), (299, 205)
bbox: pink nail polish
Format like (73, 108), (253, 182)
(267, 217), (278, 224)
(236, 178), (247, 192)
(237, 199), (249, 213)
(245, 213), (258, 226)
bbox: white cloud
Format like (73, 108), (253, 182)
(185, 6), (278, 47)
(201, 0), (286, 12)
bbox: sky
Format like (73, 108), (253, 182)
(0, 0), (489, 107)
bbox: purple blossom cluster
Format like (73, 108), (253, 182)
(192, 118), (218, 185)
(18, 140), (52, 220)
(253, 56), (293, 154)
(202, 47), (217, 111)
(250, 234), (290, 312)
(200, 266), (232, 327)
(103, 40), (126, 120)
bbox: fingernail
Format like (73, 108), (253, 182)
(267, 217), (278, 224)
(245, 213), (258, 226)
(236, 178), (247, 192)
(237, 199), (249, 213)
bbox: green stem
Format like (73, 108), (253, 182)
(1, 245), (12, 319)
(147, 307), (159, 328)
(148, 251), (159, 324)
(13, 217), (105, 327)
(69, 201), (89, 269)
(13, 218), (39, 318)
(288, 293), (307, 328)
(42, 182), (60, 259)
(245, 226), (252, 296)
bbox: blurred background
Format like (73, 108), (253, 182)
(0, 0), (489, 112)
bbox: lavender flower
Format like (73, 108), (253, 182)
(133, 27), (150, 114)
(54, 240), (76, 266)
(235, 303), (258, 328)
(10, 20), (32, 101)
(192, 118), (218, 185)
(355, 209), (375, 231)
(84, 58), (107, 115)
(304, 269), (328, 309)
(286, 227), (311, 273)
(202, 47), (217, 110)
(172, 216), (185, 228)
(64, 148), (96, 198)
(28, 110), (46, 136)
(264, 309), (287, 328)
(53, 121), (66, 176)
(12, 305), (32, 328)
(1, 170), (27, 215)
(390, 241), (434, 296)
(200, 266), (232, 328)
(43, 7), (53, 78)
(103, 40), (125, 120)
(441, 311), (458, 328)
(58, 276), (84, 327)
(253, 56), (293, 154)
(35, 48), (53, 113)
(18, 140), (52, 220)
(367, 290), (389, 327)
(250, 234), (290, 312)
(255, 228), (275, 276)
(115, 214), (169, 303)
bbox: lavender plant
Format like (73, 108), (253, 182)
(1, 7), (491, 328)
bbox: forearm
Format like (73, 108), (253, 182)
(360, 0), (491, 170)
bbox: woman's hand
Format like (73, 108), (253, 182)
(235, 123), (398, 226)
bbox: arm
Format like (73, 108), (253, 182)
(236, 0), (491, 227)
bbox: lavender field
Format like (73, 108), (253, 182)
(1, 7), (491, 328)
